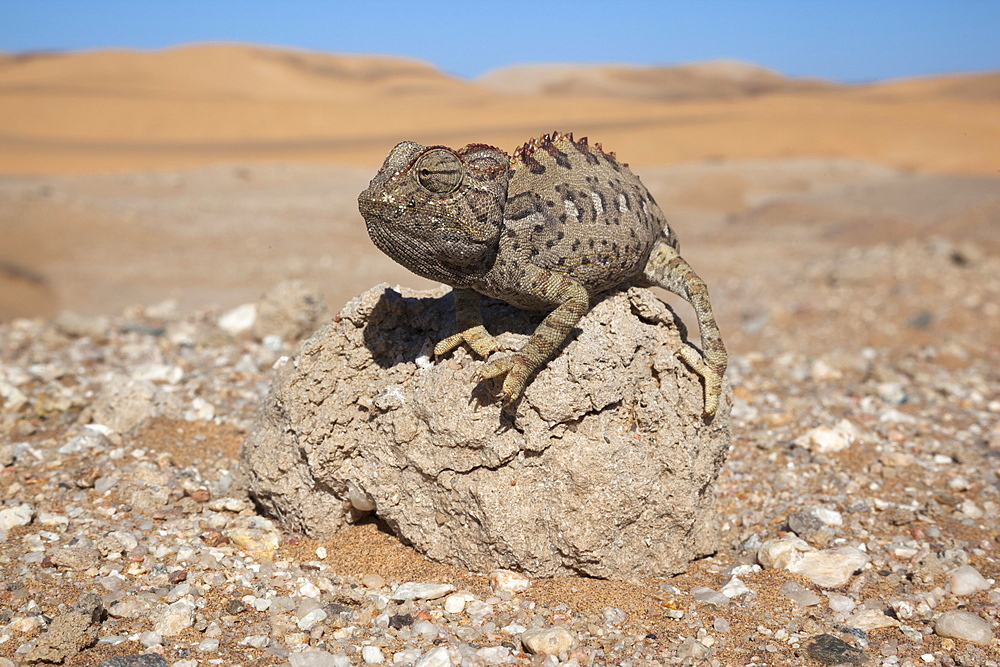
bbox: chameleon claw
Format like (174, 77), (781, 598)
(477, 355), (529, 404)
(434, 326), (502, 359)
(676, 346), (722, 419)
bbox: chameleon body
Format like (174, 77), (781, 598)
(358, 132), (727, 417)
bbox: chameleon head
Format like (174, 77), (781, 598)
(358, 141), (511, 287)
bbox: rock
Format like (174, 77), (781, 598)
(845, 608), (899, 631)
(53, 310), (108, 339)
(26, 592), (103, 664)
(218, 303), (257, 335)
(757, 536), (813, 569)
(0, 503), (33, 533)
(196, 638), (220, 652)
(389, 582), (455, 601)
(88, 376), (180, 434)
(108, 596), (155, 618)
(521, 626), (576, 654)
(443, 593), (474, 614)
(49, 546), (101, 571)
(414, 646), (453, 667)
(826, 593), (856, 614)
(778, 580), (822, 607)
(0, 442), (15, 467)
(241, 285), (731, 579)
(757, 537), (868, 588)
(802, 634), (866, 665)
(225, 515), (282, 561)
(934, 610), (994, 646)
(720, 576), (751, 598)
(675, 638), (711, 661)
(691, 586), (730, 606)
(794, 419), (860, 454)
(151, 598), (195, 636)
(787, 510), (824, 537)
(251, 280), (329, 342)
(602, 607), (627, 624)
(489, 569), (531, 594)
(789, 547), (869, 588)
(289, 652), (349, 667)
(361, 646), (384, 664)
(297, 608), (327, 630)
(949, 564), (993, 596)
(97, 656), (168, 667)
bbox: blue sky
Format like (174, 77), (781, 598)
(3, 1), (998, 82)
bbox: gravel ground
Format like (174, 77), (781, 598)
(1, 168), (999, 666)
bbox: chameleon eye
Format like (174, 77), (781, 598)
(414, 149), (463, 194)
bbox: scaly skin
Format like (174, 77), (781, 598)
(358, 132), (727, 417)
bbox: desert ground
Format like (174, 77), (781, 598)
(0, 44), (998, 666)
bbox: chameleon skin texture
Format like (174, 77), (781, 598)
(359, 131), (727, 417)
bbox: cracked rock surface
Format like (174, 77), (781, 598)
(241, 284), (732, 579)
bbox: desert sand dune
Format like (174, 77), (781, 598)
(0, 43), (998, 175)
(477, 59), (838, 98)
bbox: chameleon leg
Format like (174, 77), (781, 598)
(478, 267), (589, 403)
(434, 288), (502, 358)
(643, 242), (728, 418)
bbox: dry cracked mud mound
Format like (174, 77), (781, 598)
(240, 284), (732, 579)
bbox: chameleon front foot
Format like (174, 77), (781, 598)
(477, 355), (532, 404)
(433, 325), (502, 359)
(676, 346), (724, 419)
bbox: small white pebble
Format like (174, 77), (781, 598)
(826, 593), (856, 614)
(361, 646), (384, 664)
(361, 573), (386, 589)
(949, 564), (993, 596)
(299, 581), (321, 598)
(934, 609), (994, 646)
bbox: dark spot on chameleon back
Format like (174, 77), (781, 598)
(542, 142), (572, 169)
(523, 153), (546, 175)
(571, 142), (601, 165)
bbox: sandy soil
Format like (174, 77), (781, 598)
(0, 44), (998, 666)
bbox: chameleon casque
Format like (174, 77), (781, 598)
(358, 131), (727, 417)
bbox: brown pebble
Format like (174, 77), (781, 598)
(168, 570), (187, 583)
(189, 488), (211, 502)
(225, 599), (247, 614)
(202, 528), (228, 546)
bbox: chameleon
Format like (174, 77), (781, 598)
(358, 131), (727, 417)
